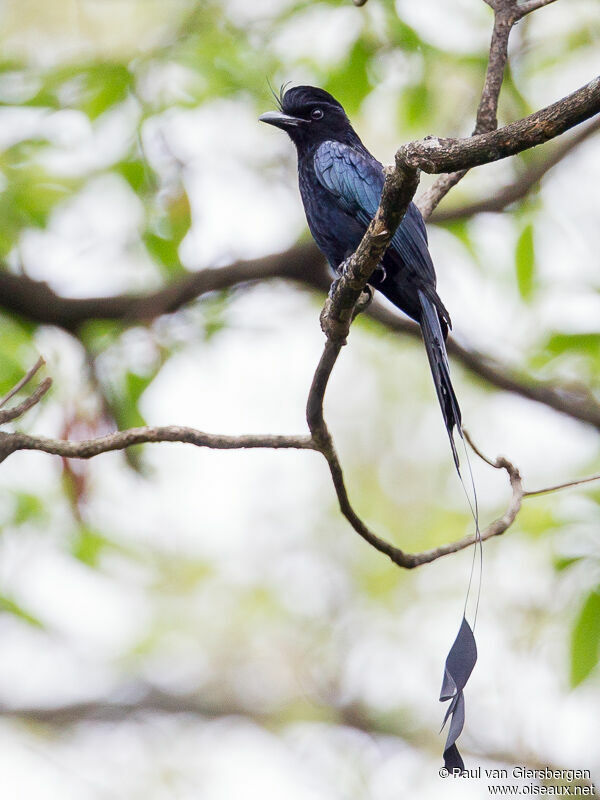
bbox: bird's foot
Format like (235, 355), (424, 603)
(327, 277), (340, 300)
(373, 263), (387, 284)
(352, 285), (374, 320)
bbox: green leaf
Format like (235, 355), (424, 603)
(515, 223), (535, 301)
(0, 313), (37, 391)
(115, 159), (148, 193)
(78, 319), (123, 354)
(143, 231), (181, 271)
(81, 64), (132, 119)
(571, 589), (600, 687)
(544, 332), (600, 358)
(554, 555), (584, 572)
(13, 493), (45, 525)
(71, 527), (111, 568)
(0, 594), (44, 628)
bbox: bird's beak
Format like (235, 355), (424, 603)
(259, 110), (304, 130)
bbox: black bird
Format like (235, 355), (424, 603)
(260, 86), (462, 466)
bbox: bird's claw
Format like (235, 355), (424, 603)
(353, 285), (374, 319)
(327, 277), (340, 299)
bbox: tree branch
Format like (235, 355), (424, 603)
(2, 357), (600, 572)
(0, 356), (46, 408)
(368, 301), (600, 431)
(517, 0), (558, 14)
(0, 378), (52, 425)
(0, 244), (323, 330)
(418, 0), (518, 219)
(0, 426), (315, 463)
(418, 0), (574, 219)
(431, 115), (600, 221)
(401, 76), (600, 175)
(2, 251), (599, 434)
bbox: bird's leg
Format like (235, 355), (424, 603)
(327, 277), (340, 300)
(327, 257), (377, 316)
(327, 257), (351, 299)
(321, 258), (376, 340)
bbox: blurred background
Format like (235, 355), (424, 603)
(0, 0), (599, 796)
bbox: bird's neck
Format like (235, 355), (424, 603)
(295, 129), (367, 161)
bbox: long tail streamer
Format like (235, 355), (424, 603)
(418, 290), (482, 772)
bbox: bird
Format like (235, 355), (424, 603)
(260, 85), (462, 467)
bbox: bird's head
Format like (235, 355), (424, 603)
(259, 85), (361, 150)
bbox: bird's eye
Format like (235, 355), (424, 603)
(310, 108), (324, 120)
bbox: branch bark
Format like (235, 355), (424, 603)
(401, 76), (600, 175)
(431, 115), (600, 221)
(0, 244), (322, 330)
(418, 0), (520, 218)
(2, 249), (599, 433)
(0, 426), (315, 463)
(1, 355), (599, 572)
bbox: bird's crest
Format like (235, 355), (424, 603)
(280, 85), (345, 116)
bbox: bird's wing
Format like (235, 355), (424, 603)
(314, 140), (434, 283)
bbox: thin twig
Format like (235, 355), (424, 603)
(0, 362), (598, 570)
(463, 428), (498, 467)
(524, 473), (600, 497)
(0, 356), (45, 408)
(0, 378), (52, 425)
(409, 455), (523, 567)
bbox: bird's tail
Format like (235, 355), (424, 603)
(417, 289), (462, 470)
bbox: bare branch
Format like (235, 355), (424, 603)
(475, 3), (517, 135)
(432, 115), (600, 222)
(418, 0), (576, 218)
(306, 340), (416, 567)
(401, 76), (600, 175)
(408, 454), (523, 567)
(516, 0), (558, 15)
(418, 0), (518, 218)
(302, 336), (523, 570)
(0, 244), (323, 330)
(0, 356), (45, 408)
(524, 472), (600, 498)
(0, 378), (52, 425)
(1, 357), (598, 572)
(0, 425), (315, 463)
(417, 170), (467, 221)
(1, 256), (598, 433)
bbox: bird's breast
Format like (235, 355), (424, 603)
(297, 159), (366, 271)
